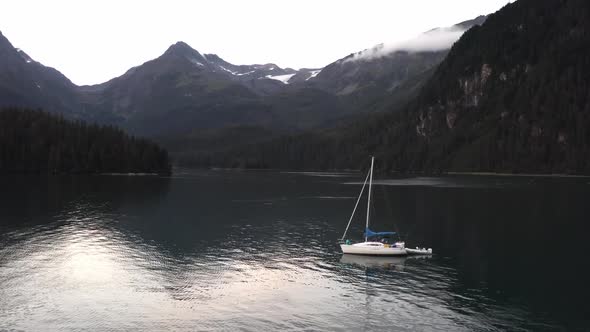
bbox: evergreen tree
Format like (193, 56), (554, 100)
(0, 108), (171, 174)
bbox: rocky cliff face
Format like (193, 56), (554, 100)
(389, 0), (590, 173)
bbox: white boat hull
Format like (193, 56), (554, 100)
(340, 242), (407, 256)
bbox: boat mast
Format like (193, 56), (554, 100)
(365, 156), (374, 242)
(341, 169), (371, 241)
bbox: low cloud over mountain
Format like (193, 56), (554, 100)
(347, 16), (487, 61)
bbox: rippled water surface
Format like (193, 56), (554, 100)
(1, 170), (589, 331)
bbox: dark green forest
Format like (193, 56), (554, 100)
(0, 108), (171, 174)
(179, 0), (590, 174)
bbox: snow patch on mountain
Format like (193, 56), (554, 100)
(236, 70), (256, 76)
(188, 57), (204, 66)
(16, 48), (33, 63)
(219, 66), (238, 75)
(306, 69), (322, 80)
(265, 73), (296, 84)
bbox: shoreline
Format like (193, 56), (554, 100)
(445, 171), (590, 178)
(100, 172), (162, 176)
(177, 166), (590, 178)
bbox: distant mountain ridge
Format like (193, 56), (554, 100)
(307, 16), (487, 98)
(0, 31), (79, 117)
(0, 15), (488, 158)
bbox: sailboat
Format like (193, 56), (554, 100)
(340, 157), (407, 256)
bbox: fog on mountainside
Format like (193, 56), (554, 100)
(346, 16), (487, 62)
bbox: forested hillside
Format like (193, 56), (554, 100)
(188, 0), (590, 174)
(0, 108), (171, 174)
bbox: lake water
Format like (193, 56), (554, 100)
(1, 170), (589, 331)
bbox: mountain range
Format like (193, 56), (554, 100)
(0, 16), (485, 141)
(7, 0), (585, 175)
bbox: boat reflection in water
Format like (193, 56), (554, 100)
(339, 254), (409, 270)
(340, 254), (433, 270)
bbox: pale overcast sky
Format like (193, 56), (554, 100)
(0, 0), (512, 85)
